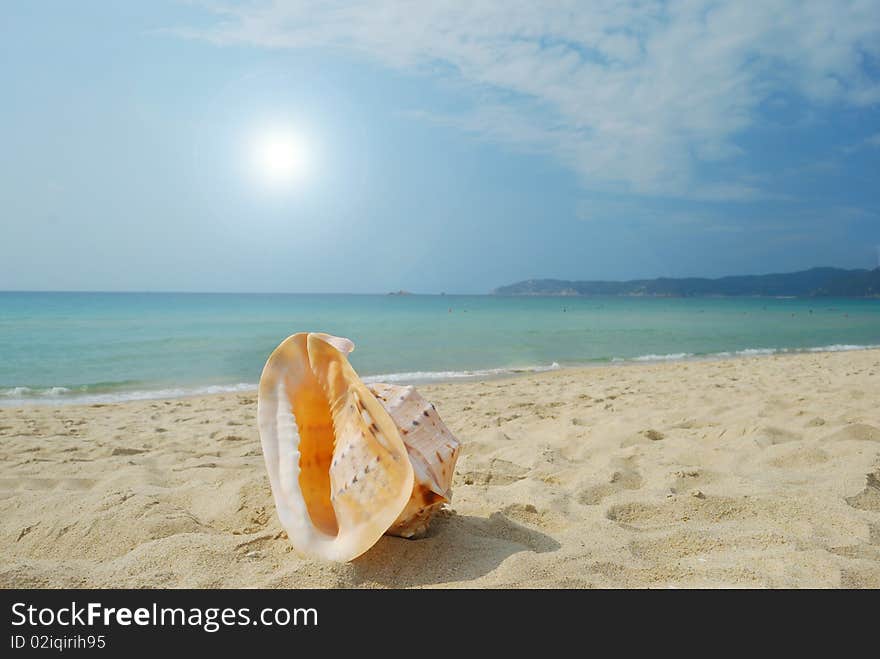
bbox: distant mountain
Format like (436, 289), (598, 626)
(813, 268), (880, 297)
(492, 267), (880, 298)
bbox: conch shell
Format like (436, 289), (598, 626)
(257, 332), (460, 562)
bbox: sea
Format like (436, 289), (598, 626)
(1, 292), (879, 406)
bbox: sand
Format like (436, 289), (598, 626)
(2, 349), (879, 588)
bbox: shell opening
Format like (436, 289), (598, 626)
(287, 370), (341, 537)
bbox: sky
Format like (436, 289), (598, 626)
(1, 1), (879, 294)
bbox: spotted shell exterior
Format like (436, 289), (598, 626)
(369, 382), (460, 538)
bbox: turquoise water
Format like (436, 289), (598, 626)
(1, 292), (879, 405)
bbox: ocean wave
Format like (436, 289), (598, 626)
(715, 348), (779, 357)
(362, 362), (561, 384)
(612, 352), (693, 362)
(1, 386), (33, 397)
(630, 352), (694, 362)
(2, 342), (877, 406)
(1, 385), (72, 397)
(0, 382), (257, 407)
(44, 386), (72, 396)
(614, 343), (880, 364)
(806, 343), (879, 352)
(0, 364), (564, 406)
(721, 344), (879, 357)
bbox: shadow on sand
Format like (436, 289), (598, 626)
(351, 510), (560, 587)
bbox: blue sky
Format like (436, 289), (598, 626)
(1, 1), (879, 293)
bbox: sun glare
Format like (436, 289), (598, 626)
(248, 128), (310, 188)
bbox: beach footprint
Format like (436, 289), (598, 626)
(765, 445), (829, 469)
(577, 456), (643, 505)
(605, 494), (755, 530)
(824, 424), (880, 444)
(845, 468), (880, 513)
(668, 467), (715, 493)
(459, 457), (529, 486)
(753, 425), (802, 448)
(500, 502), (558, 530)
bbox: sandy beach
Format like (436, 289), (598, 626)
(1, 349), (879, 588)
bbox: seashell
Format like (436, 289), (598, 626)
(367, 382), (459, 539)
(257, 332), (460, 561)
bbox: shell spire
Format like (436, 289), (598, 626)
(368, 382), (460, 538)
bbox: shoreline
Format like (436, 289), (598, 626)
(3, 341), (879, 408)
(2, 345), (879, 587)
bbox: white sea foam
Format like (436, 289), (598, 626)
(0, 364), (565, 406)
(807, 344), (879, 352)
(1, 386), (34, 397)
(2, 385), (72, 397)
(43, 386), (71, 396)
(362, 362), (561, 385)
(2, 342), (877, 406)
(727, 344), (879, 357)
(614, 343), (879, 364)
(631, 352), (694, 362)
(0, 382), (258, 407)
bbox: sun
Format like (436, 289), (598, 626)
(248, 127), (310, 188)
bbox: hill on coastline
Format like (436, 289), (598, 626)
(492, 267), (880, 298)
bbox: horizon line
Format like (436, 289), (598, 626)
(1, 264), (875, 297)
(0, 289), (475, 296)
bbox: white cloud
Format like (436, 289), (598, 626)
(173, 0), (880, 199)
(838, 130), (880, 155)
